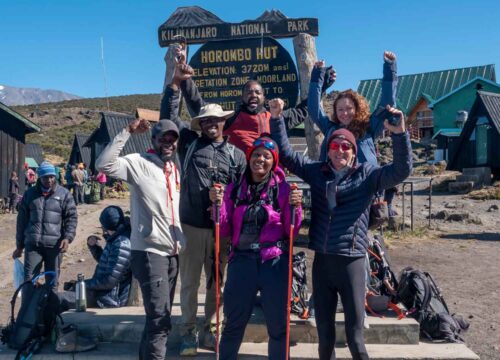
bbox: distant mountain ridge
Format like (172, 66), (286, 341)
(0, 84), (81, 106)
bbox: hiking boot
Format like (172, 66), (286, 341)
(179, 331), (198, 356)
(55, 324), (96, 353)
(201, 330), (217, 350)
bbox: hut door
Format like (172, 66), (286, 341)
(475, 117), (489, 165)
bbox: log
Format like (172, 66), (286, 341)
(293, 34), (324, 160)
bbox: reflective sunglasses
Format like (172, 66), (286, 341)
(253, 138), (276, 150)
(329, 141), (353, 152)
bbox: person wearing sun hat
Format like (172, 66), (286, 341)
(13, 160), (77, 301)
(161, 66), (247, 356)
(208, 134), (303, 359)
(270, 98), (412, 360)
(96, 116), (185, 360)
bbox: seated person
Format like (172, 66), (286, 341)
(59, 206), (132, 310)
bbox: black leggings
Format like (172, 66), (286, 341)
(312, 253), (368, 360)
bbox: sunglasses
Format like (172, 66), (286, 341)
(253, 138), (276, 150)
(329, 142), (353, 152)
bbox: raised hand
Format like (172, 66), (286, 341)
(383, 105), (405, 134)
(127, 119), (150, 134)
(314, 60), (326, 68)
(269, 98), (285, 119)
(384, 51), (397, 63)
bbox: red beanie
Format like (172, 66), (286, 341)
(245, 136), (279, 171)
(327, 128), (358, 155)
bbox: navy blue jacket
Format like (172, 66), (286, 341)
(86, 225), (132, 308)
(308, 59), (397, 164)
(271, 117), (412, 257)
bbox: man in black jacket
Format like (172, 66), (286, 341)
(161, 62), (246, 356)
(58, 206), (132, 310)
(13, 161), (78, 294)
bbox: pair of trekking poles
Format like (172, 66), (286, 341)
(212, 183), (298, 360)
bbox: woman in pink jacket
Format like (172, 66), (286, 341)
(209, 135), (302, 360)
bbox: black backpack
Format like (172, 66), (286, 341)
(1, 272), (61, 359)
(397, 267), (469, 343)
(365, 235), (402, 317)
(291, 251), (309, 319)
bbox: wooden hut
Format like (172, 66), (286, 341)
(0, 102), (41, 198)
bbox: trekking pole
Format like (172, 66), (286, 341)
(286, 183), (298, 360)
(214, 183), (222, 360)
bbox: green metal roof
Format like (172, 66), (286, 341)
(25, 157), (39, 168)
(357, 64), (496, 114)
(431, 128), (462, 140)
(0, 101), (41, 133)
(428, 76), (500, 108)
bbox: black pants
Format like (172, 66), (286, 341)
(220, 252), (288, 360)
(313, 253), (368, 360)
(24, 245), (61, 285)
(73, 185), (84, 205)
(130, 251), (178, 360)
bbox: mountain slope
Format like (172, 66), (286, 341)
(0, 84), (81, 106)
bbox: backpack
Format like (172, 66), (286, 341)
(368, 195), (389, 230)
(365, 235), (402, 317)
(290, 251), (309, 319)
(397, 267), (469, 343)
(1, 272), (61, 359)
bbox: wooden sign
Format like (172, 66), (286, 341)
(189, 37), (299, 111)
(158, 7), (318, 47)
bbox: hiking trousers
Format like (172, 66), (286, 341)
(179, 223), (228, 336)
(220, 252), (288, 360)
(313, 253), (368, 360)
(24, 245), (60, 284)
(131, 251), (178, 360)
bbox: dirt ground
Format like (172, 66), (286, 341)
(0, 177), (499, 359)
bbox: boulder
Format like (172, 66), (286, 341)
(488, 204), (499, 212)
(447, 213), (469, 222)
(448, 181), (473, 194)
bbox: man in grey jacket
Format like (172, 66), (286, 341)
(96, 118), (185, 360)
(13, 161), (77, 294)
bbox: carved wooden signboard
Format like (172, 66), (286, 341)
(158, 7), (318, 47)
(189, 37), (299, 111)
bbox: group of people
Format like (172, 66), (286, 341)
(12, 45), (412, 360)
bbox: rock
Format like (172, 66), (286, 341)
(448, 181), (474, 194)
(64, 115), (73, 120)
(468, 315), (474, 319)
(488, 204), (499, 212)
(447, 213), (469, 222)
(467, 216), (483, 225)
(436, 160), (447, 167)
(433, 210), (449, 220)
(444, 202), (456, 209)
(78, 258), (85, 263)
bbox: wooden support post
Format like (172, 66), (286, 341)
(293, 33), (323, 160)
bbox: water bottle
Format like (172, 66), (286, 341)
(75, 273), (87, 312)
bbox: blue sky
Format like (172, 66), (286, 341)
(2, 0), (499, 98)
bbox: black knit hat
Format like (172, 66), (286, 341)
(99, 206), (125, 231)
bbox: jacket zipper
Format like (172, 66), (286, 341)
(39, 195), (47, 247)
(352, 220), (359, 252)
(323, 215), (332, 253)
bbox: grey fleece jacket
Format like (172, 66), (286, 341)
(96, 129), (185, 256)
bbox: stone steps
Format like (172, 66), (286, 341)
(59, 301), (419, 346)
(0, 341), (480, 359)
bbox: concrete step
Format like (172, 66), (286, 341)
(0, 341), (479, 359)
(462, 166), (492, 185)
(455, 174), (480, 185)
(448, 181), (474, 194)
(60, 300), (419, 346)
